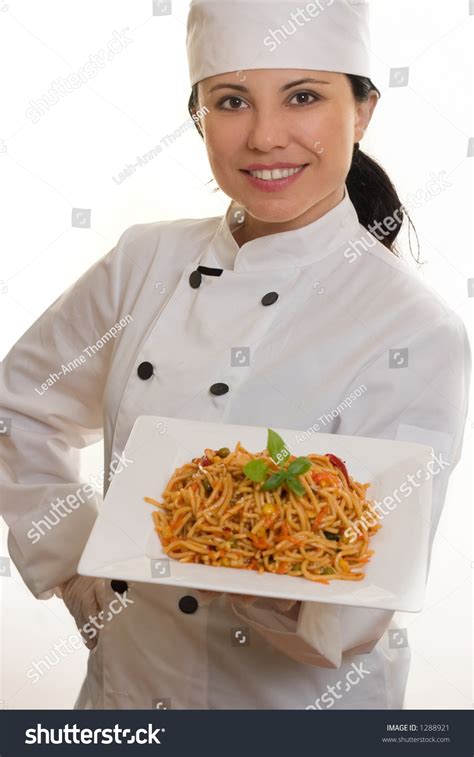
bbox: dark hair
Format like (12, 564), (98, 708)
(188, 76), (419, 261)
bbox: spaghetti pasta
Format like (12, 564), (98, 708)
(145, 441), (381, 584)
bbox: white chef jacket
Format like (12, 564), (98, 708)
(0, 185), (470, 710)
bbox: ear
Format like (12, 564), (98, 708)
(354, 91), (379, 143)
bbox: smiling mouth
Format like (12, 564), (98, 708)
(241, 164), (309, 181)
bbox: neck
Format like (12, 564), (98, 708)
(231, 185), (346, 248)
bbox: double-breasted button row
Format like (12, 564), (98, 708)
(138, 275), (279, 383)
(137, 370), (229, 396)
(189, 267), (279, 308)
(110, 583), (199, 616)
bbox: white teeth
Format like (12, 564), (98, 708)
(248, 165), (305, 180)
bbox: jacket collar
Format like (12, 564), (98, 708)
(198, 184), (362, 273)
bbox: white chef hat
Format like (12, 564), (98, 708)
(186, 0), (372, 87)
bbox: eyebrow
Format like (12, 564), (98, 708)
(208, 77), (331, 94)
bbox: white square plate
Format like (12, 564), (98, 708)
(78, 415), (433, 612)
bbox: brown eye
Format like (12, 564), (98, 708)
(289, 91), (320, 106)
(219, 96), (249, 110)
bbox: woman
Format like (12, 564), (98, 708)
(0, 0), (470, 709)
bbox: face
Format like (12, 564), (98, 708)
(193, 69), (378, 233)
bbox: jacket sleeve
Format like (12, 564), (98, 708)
(0, 226), (141, 600)
(229, 307), (471, 667)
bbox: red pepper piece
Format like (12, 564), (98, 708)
(326, 453), (350, 486)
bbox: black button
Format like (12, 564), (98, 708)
(137, 361), (154, 380)
(111, 580), (128, 594)
(189, 270), (202, 288)
(210, 382), (229, 396)
(261, 291), (279, 306)
(179, 595), (198, 614)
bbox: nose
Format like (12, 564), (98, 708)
(246, 107), (290, 152)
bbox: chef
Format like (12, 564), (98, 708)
(0, 0), (470, 710)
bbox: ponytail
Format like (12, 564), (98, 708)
(346, 75), (419, 260)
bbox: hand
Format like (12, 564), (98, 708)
(196, 589), (297, 613)
(230, 593), (298, 613)
(57, 575), (103, 650)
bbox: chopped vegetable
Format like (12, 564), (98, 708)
(326, 453), (350, 486)
(311, 471), (339, 487)
(312, 505), (330, 529)
(250, 533), (270, 549)
(323, 530), (340, 541)
(217, 447), (230, 458)
(202, 478), (212, 494)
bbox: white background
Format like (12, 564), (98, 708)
(0, 0), (472, 710)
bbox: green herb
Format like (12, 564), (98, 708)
(243, 459), (268, 482)
(319, 566), (335, 575)
(261, 471), (286, 491)
(267, 429), (291, 466)
(243, 429), (312, 498)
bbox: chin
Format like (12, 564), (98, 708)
(244, 199), (305, 225)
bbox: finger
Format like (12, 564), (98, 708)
(269, 597), (297, 612)
(228, 592), (259, 606)
(79, 626), (98, 650)
(76, 607), (99, 648)
(93, 578), (105, 613)
(196, 589), (221, 605)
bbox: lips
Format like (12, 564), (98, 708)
(249, 165), (305, 179)
(241, 163), (309, 192)
(243, 162), (308, 170)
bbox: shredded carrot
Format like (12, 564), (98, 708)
(312, 505), (330, 529)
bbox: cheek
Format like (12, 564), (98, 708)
(203, 115), (243, 163)
(299, 108), (352, 153)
